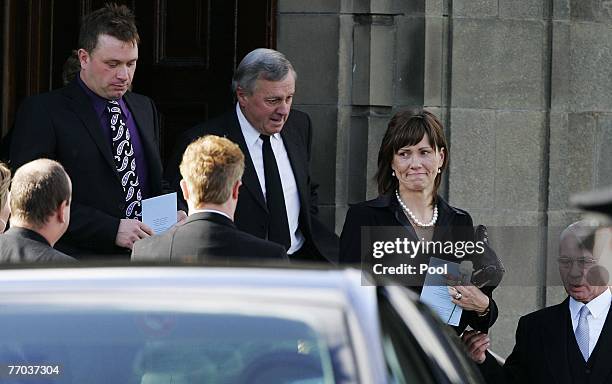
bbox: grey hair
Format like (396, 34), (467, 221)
(560, 219), (601, 252)
(231, 48), (296, 94)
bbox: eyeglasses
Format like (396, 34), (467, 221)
(557, 257), (598, 269)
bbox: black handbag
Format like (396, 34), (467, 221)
(471, 225), (505, 288)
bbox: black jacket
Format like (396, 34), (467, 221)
(0, 227), (76, 263)
(340, 193), (497, 333)
(10, 80), (163, 257)
(479, 296), (612, 384)
(164, 109), (338, 263)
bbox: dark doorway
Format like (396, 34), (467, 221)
(1, 0), (276, 165)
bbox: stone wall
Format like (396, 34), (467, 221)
(277, 0), (612, 357)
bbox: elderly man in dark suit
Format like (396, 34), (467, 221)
(10, 4), (183, 257)
(573, 186), (612, 281)
(132, 135), (286, 262)
(464, 220), (612, 384)
(0, 159), (75, 263)
(166, 48), (338, 263)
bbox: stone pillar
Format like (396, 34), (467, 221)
(277, 0), (429, 232)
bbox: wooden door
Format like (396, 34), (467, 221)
(1, 0), (276, 165)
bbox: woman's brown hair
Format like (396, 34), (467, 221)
(375, 108), (448, 199)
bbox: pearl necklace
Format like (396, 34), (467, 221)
(395, 190), (438, 227)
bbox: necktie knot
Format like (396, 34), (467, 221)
(579, 305), (591, 320)
(107, 100), (122, 114)
(260, 134), (271, 143)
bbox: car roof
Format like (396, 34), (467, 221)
(0, 265), (389, 383)
(0, 265), (373, 301)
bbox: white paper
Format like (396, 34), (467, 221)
(141, 192), (177, 234)
(419, 257), (462, 326)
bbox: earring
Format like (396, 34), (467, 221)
(392, 171), (395, 177)
(437, 168), (441, 174)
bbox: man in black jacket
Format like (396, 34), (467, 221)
(132, 135), (287, 262)
(0, 159), (75, 263)
(165, 48), (338, 263)
(464, 220), (612, 384)
(9, 4), (182, 257)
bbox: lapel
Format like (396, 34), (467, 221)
(224, 111), (267, 211)
(123, 92), (162, 194)
(62, 82), (118, 176)
(280, 118), (308, 213)
(385, 195), (419, 241)
(588, 293), (612, 384)
(432, 197), (454, 242)
(543, 299), (572, 384)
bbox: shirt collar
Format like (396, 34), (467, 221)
(235, 103), (280, 146)
(569, 287), (612, 320)
(77, 74), (130, 119)
(190, 208), (232, 221)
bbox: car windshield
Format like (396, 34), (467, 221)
(0, 305), (344, 384)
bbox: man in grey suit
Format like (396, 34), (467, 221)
(0, 159), (75, 263)
(132, 135), (286, 262)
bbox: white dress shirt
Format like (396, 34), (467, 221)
(191, 208), (232, 221)
(236, 103), (304, 254)
(569, 287), (612, 357)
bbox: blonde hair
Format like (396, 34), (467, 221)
(0, 162), (11, 212)
(179, 135), (245, 205)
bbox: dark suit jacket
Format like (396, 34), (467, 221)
(0, 227), (76, 263)
(131, 211), (287, 262)
(164, 109), (338, 263)
(479, 296), (612, 384)
(10, 80), (163, 257)
(339, 193), (498, 333)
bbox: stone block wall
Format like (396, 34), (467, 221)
(278, 0), (612, 357)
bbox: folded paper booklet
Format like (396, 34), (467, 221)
(420, 257), (462, 326)
(142, 192), (177, 235)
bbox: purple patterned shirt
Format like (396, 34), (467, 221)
(78, 75), (150, 198)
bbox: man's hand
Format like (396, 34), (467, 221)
(115, 219), (154, 249)
(462, 330), (490, 364)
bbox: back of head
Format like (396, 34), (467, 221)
(232, 48), (296, 94)
(180, 136), (245, 207)
(11, 159), (71, 228)
(78, 3), (140, 52)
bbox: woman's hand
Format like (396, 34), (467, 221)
(448, 284), (490, 314)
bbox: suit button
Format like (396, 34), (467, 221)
(586, 369), (591, 374)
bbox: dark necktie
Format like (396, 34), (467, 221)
(260, 134), (291, 250)
(107, 100), (142, 219)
